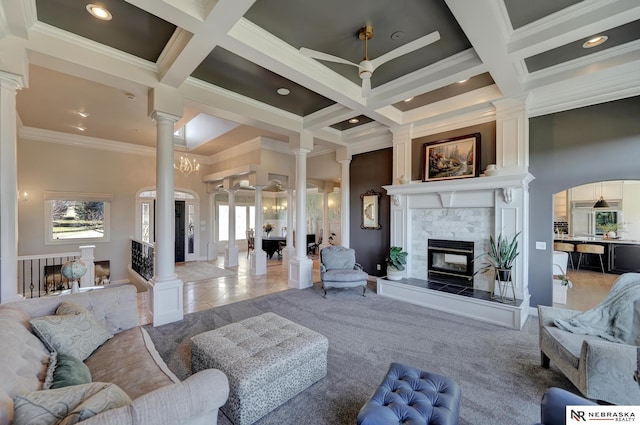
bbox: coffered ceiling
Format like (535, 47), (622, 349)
(2, 0), (639, 158)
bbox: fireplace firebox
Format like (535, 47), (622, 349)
(427, 239), (475, 287)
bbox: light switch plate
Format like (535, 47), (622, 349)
(536, 241), (546, 250)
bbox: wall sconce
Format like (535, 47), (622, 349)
(19, 191), (28, 201)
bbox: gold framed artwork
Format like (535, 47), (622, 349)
(423, 133), (481, 182)
(361, 189), (381, 230)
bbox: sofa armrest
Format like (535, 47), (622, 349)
(354, 263), (364, 271)
(81, 369), (229, 425)
(537, 305), (581, 328)
(580, 339), (640, 405)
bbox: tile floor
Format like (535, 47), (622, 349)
(137, 253), (320, 325)
(137, 253), (616, 325)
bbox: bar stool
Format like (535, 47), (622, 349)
(553, 242), (575, 269)
(576, 244), (605, 274)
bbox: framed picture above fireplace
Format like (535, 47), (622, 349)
(423, 133), (480, 182)
(360, 189), (381, 230)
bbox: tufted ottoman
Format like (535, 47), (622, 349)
(190, 312), (328, 425)
(357, 363), (461, 425)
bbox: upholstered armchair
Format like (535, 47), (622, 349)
(538, 273), (640, 405)
(319, 245), (368, 297)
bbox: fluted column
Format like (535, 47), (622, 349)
(149, 110), (183, 326)
(250, 185), (267, 275)
(0, 72), (25, 303)
(224, 189), (239, 267)
(339, 159), (351, 248)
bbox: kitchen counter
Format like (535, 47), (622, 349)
(554, 237), (640, 274)
(554, 236), (640, 245)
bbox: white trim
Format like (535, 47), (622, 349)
(43, 191), (113, 202)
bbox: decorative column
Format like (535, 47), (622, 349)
(149, 110), (183, 326)
(250, 185), (267, 275)
(0, 71), (26, 303)
(493, 98), (528, 175)
(224, 187), (239, 267)
(321, 189), (330, 249)
(288, 132), (313, 289)
(337, 148), (351, 248)
(391, 124), (412, 184)
(282, 188), (295, 266)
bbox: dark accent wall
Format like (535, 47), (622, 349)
(411, 122), (496, 180)
(350, 148), (393, 276)
(529, 96), (640, 307)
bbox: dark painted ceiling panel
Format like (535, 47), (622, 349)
(393, 73), (495, 112)
(244, 0), (471, 88)
(503, 0), (582, 29)
(35, 0), (176, 62)
(330, 115), (374, 131)
(525, 19), (640, 73)
(192, 47), (335, 116)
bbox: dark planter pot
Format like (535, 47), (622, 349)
(496, 269), (512, 282)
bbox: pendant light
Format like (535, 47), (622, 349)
(593, 182), (610, 208)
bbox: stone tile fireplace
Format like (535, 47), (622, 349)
(380, 172), (533, 329)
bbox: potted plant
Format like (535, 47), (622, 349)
(263, 222), (274, 238)
(386, 246), (408, 281)
(597, 222), (625, 239)
(474, 232), (521, 281)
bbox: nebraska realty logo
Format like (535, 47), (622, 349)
(567, 406), (640, 422)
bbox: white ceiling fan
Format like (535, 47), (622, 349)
(300, 24), (440, 97)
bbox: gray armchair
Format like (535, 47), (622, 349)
(538, 274), (640, 405)
(319, 245), (368, 297)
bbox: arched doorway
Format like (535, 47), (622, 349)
(135, 188), (200, 263)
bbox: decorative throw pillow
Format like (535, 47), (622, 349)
(13, 382), (131, 425)
(29, 303), (113, 361)
(44, 354), (92, 390)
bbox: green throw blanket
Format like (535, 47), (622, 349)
(555, 272), (640, 344)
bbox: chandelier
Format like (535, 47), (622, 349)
(174, 153), (200, 176)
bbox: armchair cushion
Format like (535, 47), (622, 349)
(320, 246), (356, 270)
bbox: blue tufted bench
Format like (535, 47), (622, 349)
(357, 363), (461, 425)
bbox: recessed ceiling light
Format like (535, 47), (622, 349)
(124, 92), (136, 100)
(404, 97), (414, 102)
(582, 35), (608, 48)
(75, 126), (86, 132)
(458, 78), (469, 83)
(277, 88), (290, 96)
(78, 111), (90, 118)
(86, 4), (112, 20)
(348, 118), (359, 124)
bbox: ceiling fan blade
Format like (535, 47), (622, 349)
(299, 47), (359, 67)
(370, 31), (440, 71)
(361, 78), (371, 98)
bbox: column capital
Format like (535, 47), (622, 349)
(0, 70), (27, 90)
(390, 124), (412, 139)
(150, 110), (180, 123)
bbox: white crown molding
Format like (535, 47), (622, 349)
(525, 40), (640, 90)
(411, 103), (497, 139)
(18, 126), (213, 163)
(528, 61), (640, 117)
(31, 22), (158, 73)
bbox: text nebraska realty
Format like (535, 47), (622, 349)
(572, 409), (636, 422)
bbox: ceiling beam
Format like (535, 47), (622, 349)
(445, 0), (525, 99)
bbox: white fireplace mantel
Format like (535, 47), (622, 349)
(381, 172), (534, 329)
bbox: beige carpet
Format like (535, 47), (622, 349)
(175, 261), (234, 283)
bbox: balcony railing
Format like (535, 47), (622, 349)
(131, 239), (154, 281)
(17, 245), (96, 298)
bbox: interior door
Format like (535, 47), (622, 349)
(175, 201), (185, 263)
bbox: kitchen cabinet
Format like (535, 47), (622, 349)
(569, 181), (623, 202)
(609, 244), (640, 273)
(553, 191), (568, 220)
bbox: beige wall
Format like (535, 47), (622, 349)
(17, 138), (210, 283)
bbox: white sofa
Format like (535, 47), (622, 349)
(0, 284), (229, 425)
